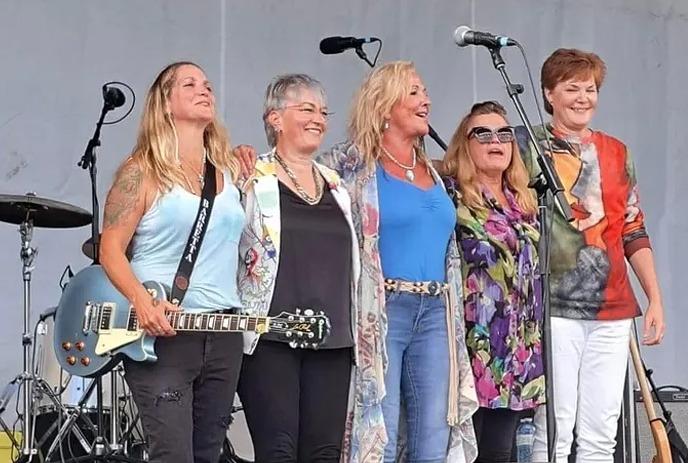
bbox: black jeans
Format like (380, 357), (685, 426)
(237, 342), (352, 463)
(473, 407), (533, 463)
(124, 332), (243, 463)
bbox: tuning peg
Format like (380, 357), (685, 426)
(295, 308), (301, 315)
(304, 309), (314, 316)
(308, 332), (314, 339)
(297, 332), (303, 337)
(289, 341), (297, 349)
(286, 331), (292, 338)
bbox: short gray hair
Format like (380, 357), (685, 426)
(263, 73), (327, 148)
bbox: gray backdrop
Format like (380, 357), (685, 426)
(0, 0), (686, 445)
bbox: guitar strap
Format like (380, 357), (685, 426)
(169, 157), (217, 306)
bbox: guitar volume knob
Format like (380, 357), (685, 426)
(66, 356), (77, 366)
(80, 357), (91, 366)
(61, 342), (72, 351)
(75, 341), (85, 351)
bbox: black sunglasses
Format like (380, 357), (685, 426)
(468, 126), (515, 144)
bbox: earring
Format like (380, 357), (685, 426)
(383, 120), (390, 131)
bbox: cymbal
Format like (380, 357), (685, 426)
(82, 235), (133, 261)
(0, 193), (92, 228)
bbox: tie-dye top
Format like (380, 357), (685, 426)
(457, 186), (545, 410)
(517, 124), (650, 321)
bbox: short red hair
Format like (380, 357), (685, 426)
(541, 48), (607, 115)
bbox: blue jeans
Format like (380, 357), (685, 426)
(382, 291), (451, 463)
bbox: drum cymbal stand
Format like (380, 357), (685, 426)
(0, 219), (64, 460)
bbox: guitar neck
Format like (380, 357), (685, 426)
(630, 335), (658, 420)
(129, 311), (271, 334)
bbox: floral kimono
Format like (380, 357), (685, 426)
(319, 141), (479, 463)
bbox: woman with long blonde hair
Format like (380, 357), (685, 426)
(319, 60), (478, 463)
(100, 61), (244, 463)
(442, 101), (543, 462)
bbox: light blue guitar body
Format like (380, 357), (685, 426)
(53, 265), (330, 377)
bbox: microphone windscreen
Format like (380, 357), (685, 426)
(453, 25), (472, 47)
(103, 86), (126, 108)
(319, 36), (346, 54)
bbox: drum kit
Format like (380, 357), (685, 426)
(0, 193), (253, 463)
(0, 193), (146, 462)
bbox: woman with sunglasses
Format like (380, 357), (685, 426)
(442, 101), (543, 462)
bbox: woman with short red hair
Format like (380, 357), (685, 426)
(518, 48), (666, 462)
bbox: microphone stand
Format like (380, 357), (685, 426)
(486, 45), (573, 463)
(72, 96), (143, 463)
(78, 98), (114, 265)
(353, 45), (448, 152)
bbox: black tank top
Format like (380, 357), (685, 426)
(264, 181), (353, 349)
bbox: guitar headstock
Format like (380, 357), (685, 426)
(270, 309), (331, 349)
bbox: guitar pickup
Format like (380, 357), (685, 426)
(98, 302), (116, 332)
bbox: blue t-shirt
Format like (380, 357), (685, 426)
(376, 164), (456, 282)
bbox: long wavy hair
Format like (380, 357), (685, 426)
(348, 60), (428, 167)
(128, 61), (239, 193)
(442, 101), (536, 215)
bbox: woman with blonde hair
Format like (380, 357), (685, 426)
(99, 61), (245, 463)
(319, 60), (478, 463)
(442, 101), (543, 462)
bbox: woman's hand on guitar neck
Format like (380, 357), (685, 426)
(133, 290), (180, 337)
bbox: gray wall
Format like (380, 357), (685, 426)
(1, 0), (686, 430)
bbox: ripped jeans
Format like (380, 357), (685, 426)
(124, 332), (243, 463)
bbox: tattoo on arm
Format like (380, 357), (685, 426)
(103, 162), (144, 228)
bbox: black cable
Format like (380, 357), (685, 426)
(370, 39), (383, 67)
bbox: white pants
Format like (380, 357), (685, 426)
(532, 317), (632, 463)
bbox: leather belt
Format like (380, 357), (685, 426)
(383, 278), (449, 297)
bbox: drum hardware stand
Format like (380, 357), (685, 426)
(39, 365), (145, 462)
(0, 216), (64, 460)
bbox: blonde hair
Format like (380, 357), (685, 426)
(348, 61), (428, 166)
(442, 101), (536, 215)
(128, 61), (239, 193)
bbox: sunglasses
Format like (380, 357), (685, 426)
(468, 126), (515, 144)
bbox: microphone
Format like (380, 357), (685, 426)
(319, 36), (379, 55)
(102, 85), (126, 111)
(453, 26), (517, 49)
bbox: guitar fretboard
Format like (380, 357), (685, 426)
(125, 310), (271, 334)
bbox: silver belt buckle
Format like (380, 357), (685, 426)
(427, 281), (440, 296)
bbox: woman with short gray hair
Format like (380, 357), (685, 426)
(236, 74), (360, 462)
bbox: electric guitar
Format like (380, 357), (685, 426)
(630, 335), (672, 463)
(54, 265), (330, 377)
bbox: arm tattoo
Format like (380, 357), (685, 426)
(103, 162), (143, 228)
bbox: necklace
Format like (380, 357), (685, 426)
(180, 149), (207, 191)
(381, 146), (416, 182)
(275, 153), (324, 205)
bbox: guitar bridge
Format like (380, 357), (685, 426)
(82, 301), (94, 335)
